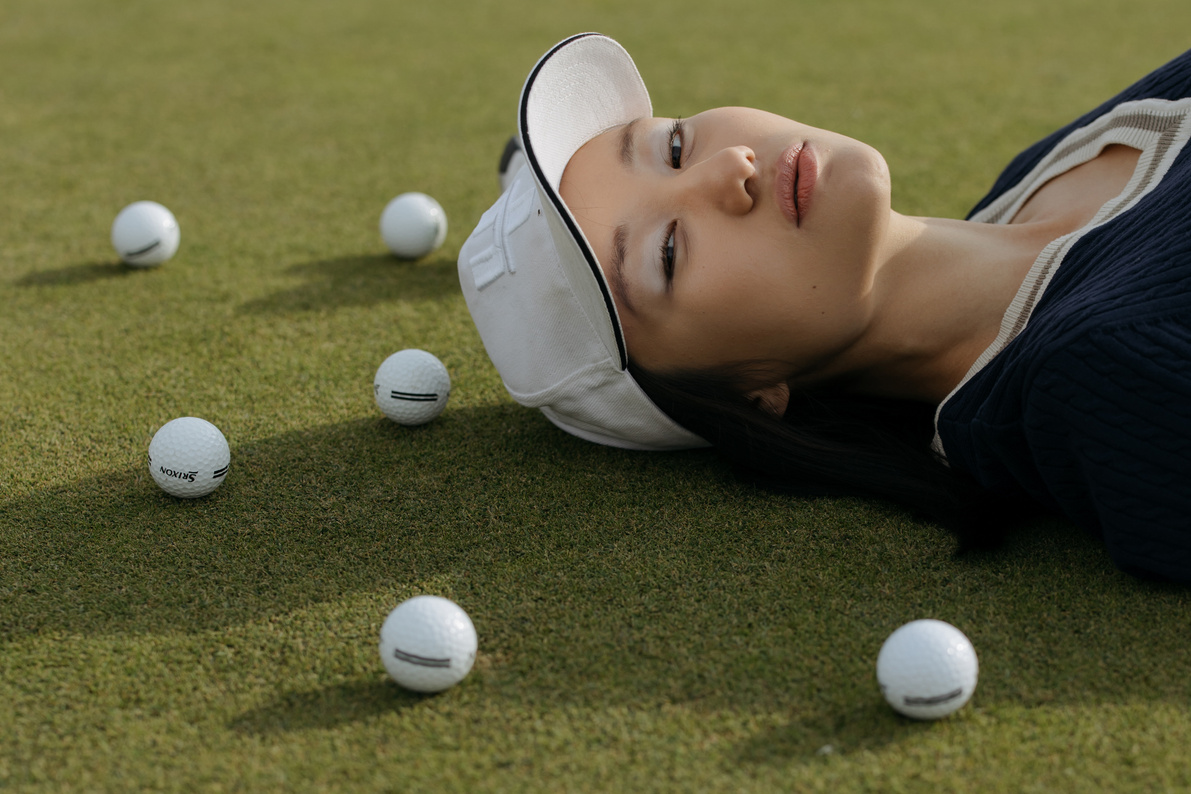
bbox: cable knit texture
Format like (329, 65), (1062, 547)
(937, 48), (1191, 582)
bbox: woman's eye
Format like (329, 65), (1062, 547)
(660, 222), (677, 283)
(667, 120), (685, 169)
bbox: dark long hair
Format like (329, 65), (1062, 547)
(628, 360), (1033, 547)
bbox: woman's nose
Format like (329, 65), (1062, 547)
(682, 146), (756, 215)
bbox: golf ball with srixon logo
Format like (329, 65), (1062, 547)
(876, 619), (979, 720)
(111, 201), (180, 266)
(379, 595), (477, 693)
(373, 349), (450, 425)
(148, 417), (230, 498)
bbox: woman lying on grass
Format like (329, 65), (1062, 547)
(457, 34), (1191, 582)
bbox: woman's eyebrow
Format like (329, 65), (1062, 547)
(608, 223), (635, 315)
(619, 118), (640, 168)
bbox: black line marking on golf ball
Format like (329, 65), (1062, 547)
(904, 687), (964, 706)
(125, 240), (162, 257)
(212, 465), (229, 478)
(390, 391), (439, 402)
(392, 648), (452, 668)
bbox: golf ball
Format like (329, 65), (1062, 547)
(147, 417), (230, 498)
(380, 192), (447, 259)
(373, 349), (450, 425)
(379, 595), (477, 693)
(111, 201), (180, 266)
(876, 619), (978, 720)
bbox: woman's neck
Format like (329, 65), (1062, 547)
(838, 212), (1062, 403)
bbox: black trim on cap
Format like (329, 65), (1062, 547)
(518, 32), (629, 371)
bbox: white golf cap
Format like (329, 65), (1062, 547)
(458, 33), (708, 450)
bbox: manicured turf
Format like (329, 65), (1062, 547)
(3, 0), (1190, 790)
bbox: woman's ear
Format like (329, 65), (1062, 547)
(747, 382), (790, 418)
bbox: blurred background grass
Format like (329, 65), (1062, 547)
(2, 0), (1190, 790)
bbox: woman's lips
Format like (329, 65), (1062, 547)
(776, 142), (817, 227)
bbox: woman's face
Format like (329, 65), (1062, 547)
(559, 107), (892, 390)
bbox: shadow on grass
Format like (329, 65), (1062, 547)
(0, 406), (515, 640)
(0, 403), (727, 645)
(2, 403), (1189, 730)
(237, 253), (458, 314)
(13, 260), (137, 286)
(229, 678), (425, 735)
(734, 701), (918, 761)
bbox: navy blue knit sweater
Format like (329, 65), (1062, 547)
(935, 49), (1191, 582)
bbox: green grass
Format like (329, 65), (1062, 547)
(3, 0), (1191, 790)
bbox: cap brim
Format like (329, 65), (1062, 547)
(518, 33), (652, 370)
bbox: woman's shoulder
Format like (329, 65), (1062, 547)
(936, 307), (1191, 581)
(1025, 310), (1191, 571)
